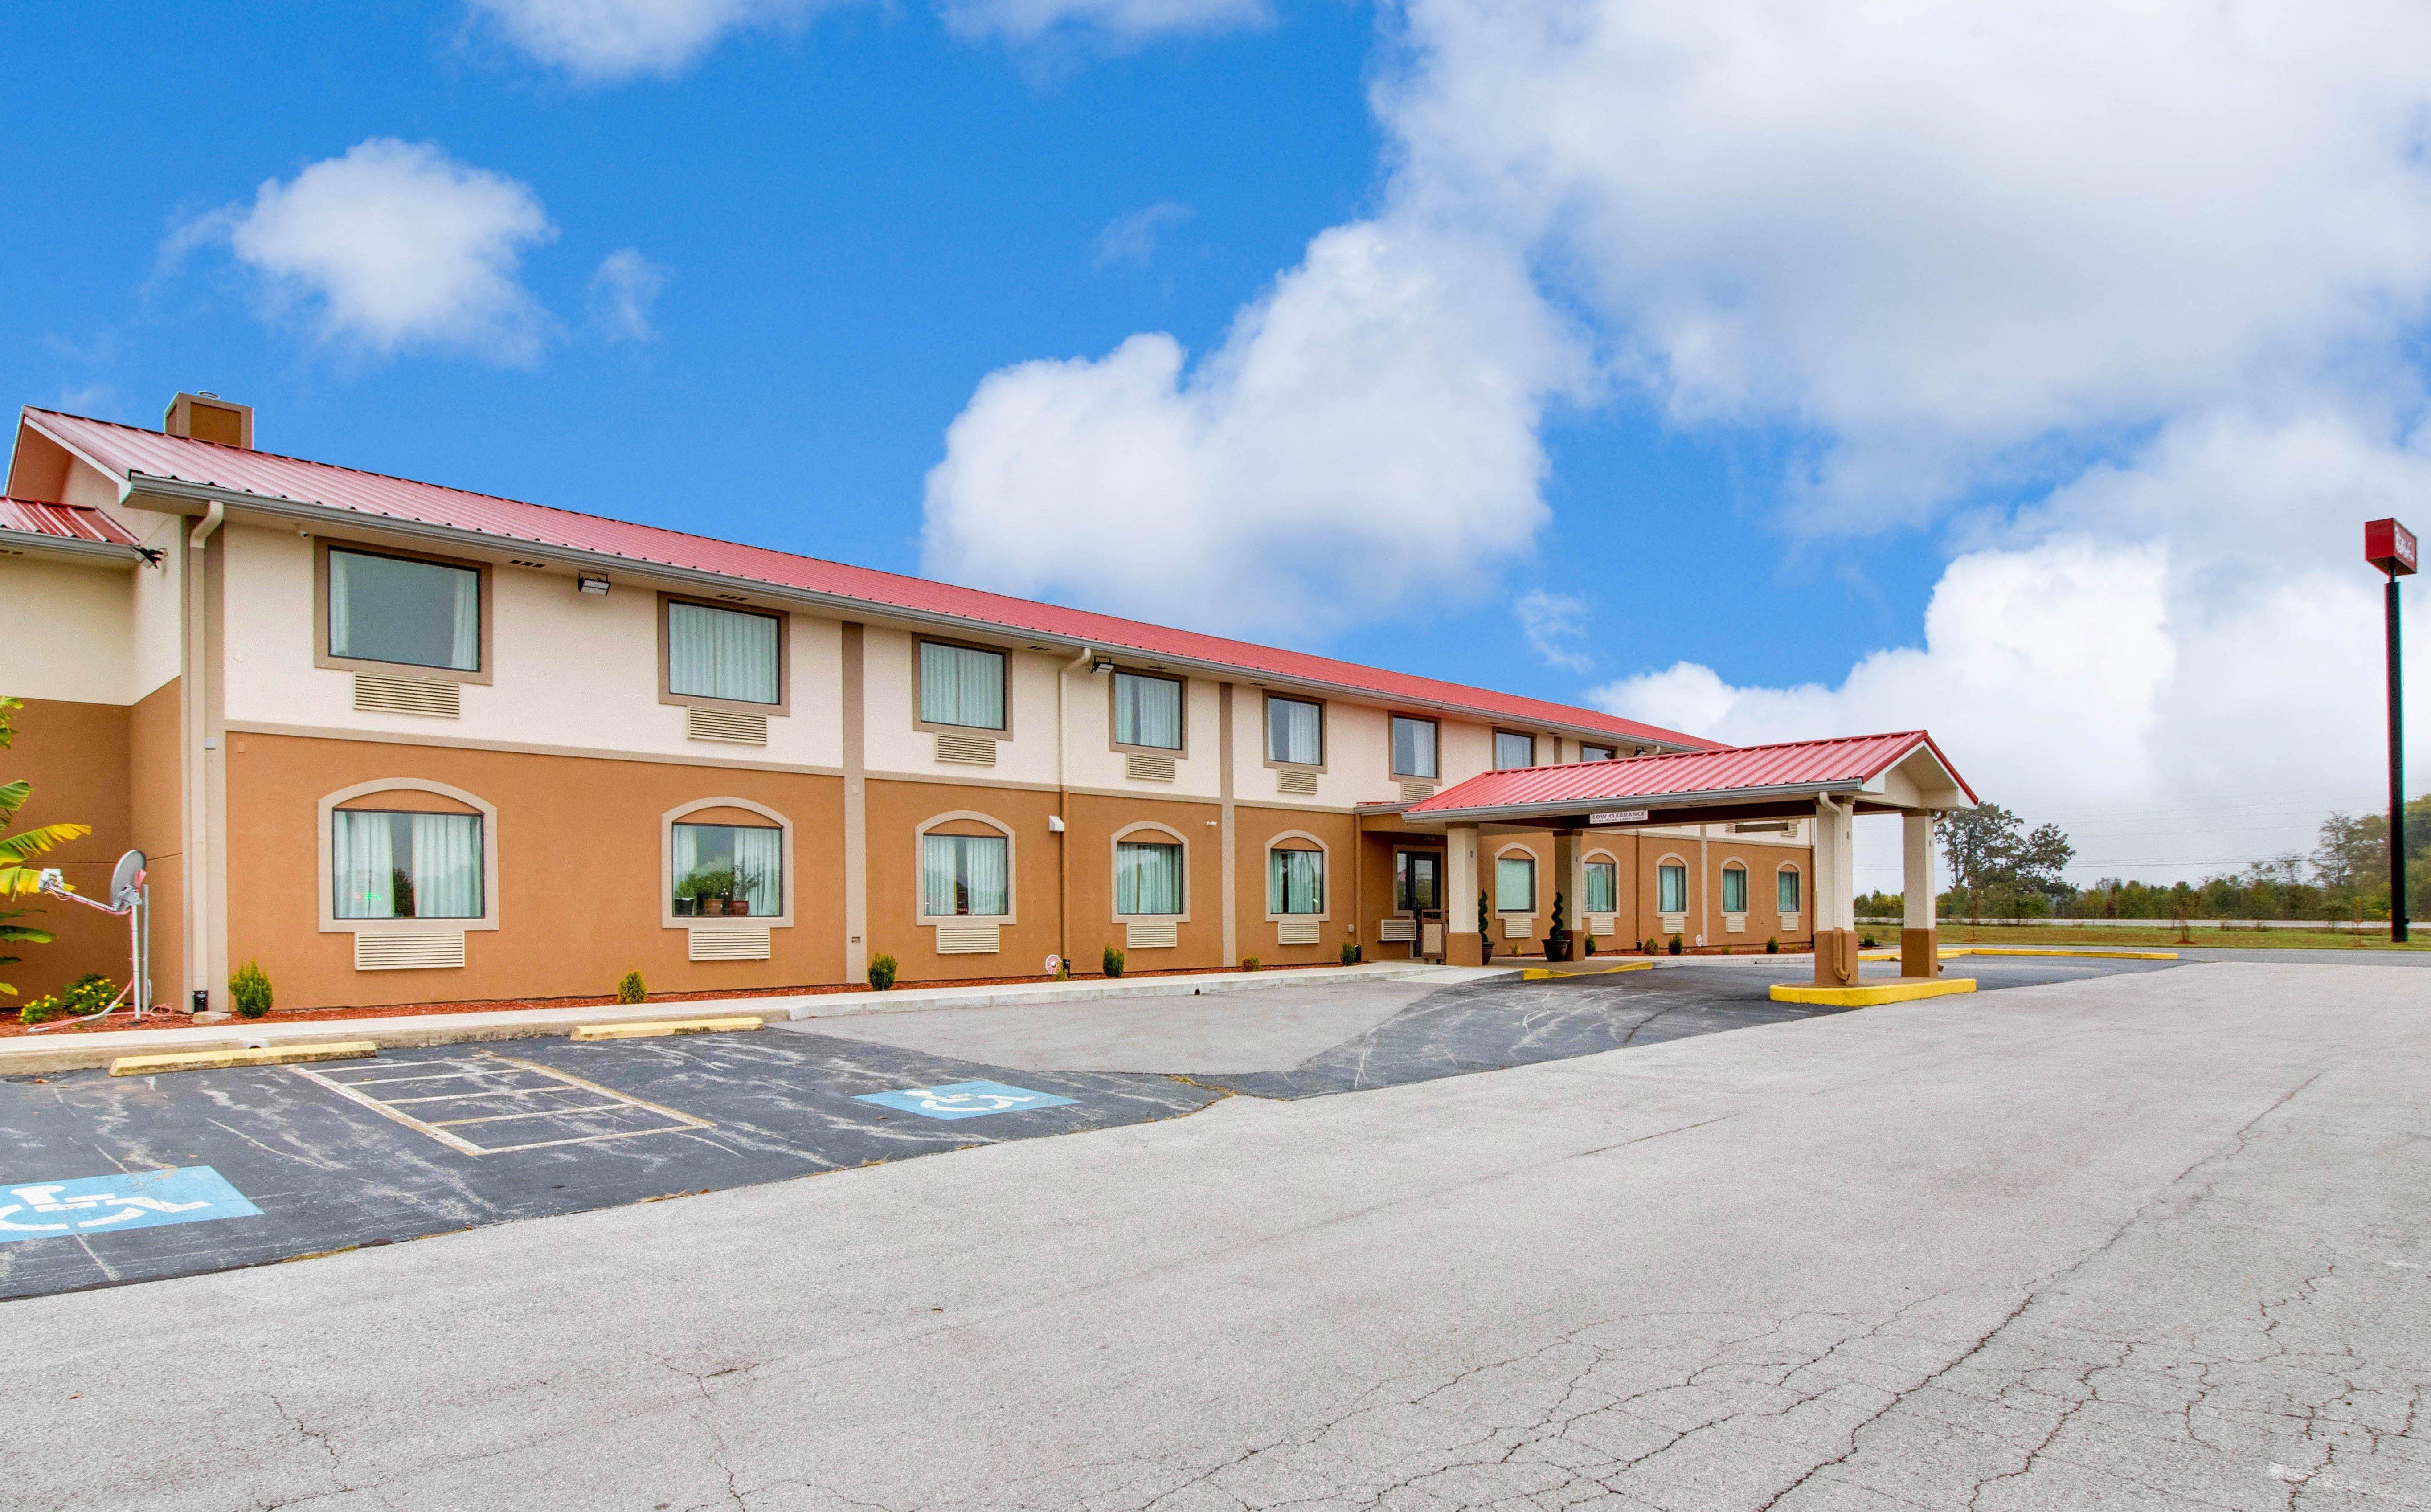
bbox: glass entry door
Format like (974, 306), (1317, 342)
(1396, 850), (1445, 960)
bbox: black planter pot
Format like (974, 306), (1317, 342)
(1543, 931), (1573, 963)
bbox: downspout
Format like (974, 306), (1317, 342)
(1057, 646), (1094, 973)
(184, 501), (223, 1012)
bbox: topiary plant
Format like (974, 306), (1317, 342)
(231, 960), (274, 1019)
(868, 953), (898, 990)
(1477, 890), (1492, 953)
(1103, 944), (1126, 978)
(614, 969), (646, 1005)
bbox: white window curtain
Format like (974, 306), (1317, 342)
(669, 604), (779, 704)
(1267, 698), (1321, 765)
(1659, 864), (1689, 913)
(1115, 674), (1182, 749)
(1494, 732), (1537, 770)
(1585, 862), (1617, 914)
(411, 813), (483, 918)
(920, 643), (1006, 730)
(1391, 717), (1437, 779)
(921, 833), (1009, 916)
(1268, 848), (1324, 914)
(1779, 869), (1801, 912)
(670, 823), (701, 907)
(1722, 866), (1748, 913)
(730, 825), (781, 915)
(1116, 840), (1183, 915)
(1496, 857), (1535, 912)
(328, 549), (479, 672)
(332, 809), (396, 919)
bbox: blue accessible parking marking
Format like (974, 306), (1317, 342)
(0, 1166), (261, 1242)
(855, 1079), (1078, 1121)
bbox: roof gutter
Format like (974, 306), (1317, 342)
(1409, 779), (1863, 826)
(0, 527), (146, 565)
(116, 473), (1707, 754)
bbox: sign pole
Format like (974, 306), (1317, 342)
(2366, 518), (2417, 943)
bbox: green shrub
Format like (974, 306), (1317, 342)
(231, 960), (274, 1018)
(1643, 937), (1659, 955)
(1339, 940), (1359, 965)
(22, 972), (115, 1025)
(1240, 955), (1261, 971)
(868, 953), (898, 991)
(1582, 934), (1596, 956)
(614, 969), (646, 1005)
(1667, 934), (1683, 956)
(1765, 936), (1780, 955)
(1102, 944), (1126, 978)
(1861, 933), (1878, 948)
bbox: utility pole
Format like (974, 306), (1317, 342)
(2365, 519), (2416, 942)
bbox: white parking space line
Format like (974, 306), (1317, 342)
(291, 1053), (711, 1156)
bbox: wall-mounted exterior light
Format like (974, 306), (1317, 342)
(577, 573), (610, 596)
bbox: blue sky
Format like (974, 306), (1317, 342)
(9, 0), (2430, 883)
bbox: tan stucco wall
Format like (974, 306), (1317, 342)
(0, 698), (134, 1001)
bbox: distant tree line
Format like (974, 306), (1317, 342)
(1851, 795), (2431, 924)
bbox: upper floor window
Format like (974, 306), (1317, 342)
(1116, 839), (1184, 915)
(328, 547), (479, 673)
(333, 809), (483, 919)
(668, 602), (780, 706)
(1391, 716), (1439, 779)
(1266, 695), (1323, 766)
(921, 831), (1010, 916)
(1113, 672), (1183, 751)
(671, 820), (782, 918)
(1580, 744), (1616, 763)
(1584, 860), (1617, 913)
(920, 641), (1007, 731)
(1494, 731), (1537, 770)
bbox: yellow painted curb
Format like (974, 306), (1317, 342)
(1522, 960), (1657, 979)
(109, 1040), (378, 1076)
(570, 1017), (764, 1042)
(1940, 947), (2178, 960)
(1769, 978), (1978, 1007)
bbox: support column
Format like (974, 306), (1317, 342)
(1552, 830), (1584, 957)
(842, 623), (868, 986)
(1446, 824), (1483, 966)
(1812, 797), (1858, 986)
(1901, 811), (1939, 978)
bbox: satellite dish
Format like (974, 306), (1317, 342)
(108, 850), (147, 910)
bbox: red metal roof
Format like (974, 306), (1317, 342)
(16, 407), (1715, 750)
(0, 495), (143, 548)
(1405, 730), (1977, 817)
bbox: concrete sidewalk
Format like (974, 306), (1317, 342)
(0, 960), (1521, 1075)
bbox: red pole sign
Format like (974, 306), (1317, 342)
(2368, 519), (2413, 942)
(2366, 517), (2418, 576)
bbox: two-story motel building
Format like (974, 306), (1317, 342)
(3, 395), (1972, 1012)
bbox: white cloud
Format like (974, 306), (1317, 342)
(1514, 590), (1593, 671)
(467, 0), (808, 81)
(939, 0), (1266, 44)
(589, 248), (669, 341)
(185, 139), (557, 364)
(1092, 201), (1193, 268)
(922, 221), (1585, 636)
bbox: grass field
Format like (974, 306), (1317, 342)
(1870, 922), (2431, 952)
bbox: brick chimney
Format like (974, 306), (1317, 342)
(163, 392), (252, 449)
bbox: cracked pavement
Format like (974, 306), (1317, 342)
(3, 961), (2424, 1510)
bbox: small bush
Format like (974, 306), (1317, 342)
(1643, 937), (1659, 955)
(868, 953), (898, 991)
(1582, 934), (1596, 957)
(1103, 944), (1126, 978)
(1765, 936), (1780, 955)
(1667, 934), (1683, 956)
(1861, 933), (1878, 948)
(23, 973), (115, 1025)
(1339, 940), (1360, 965)
(231, 960), (274, 1018)
(613, 970), (647, 1005)
(18, 994), (69, 1025)
(1241, 955), (1261, 972)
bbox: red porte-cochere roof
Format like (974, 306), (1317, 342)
(16, 408), (1715, 751)
(0, 495), (143, 547)
(1405, 731), (1978, 817)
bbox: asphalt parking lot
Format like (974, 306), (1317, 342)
(0, 953), (2175, 1301)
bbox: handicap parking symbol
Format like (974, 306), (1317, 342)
(0, 1166), (261, 1243)
(854, 1079), (1078, 1121)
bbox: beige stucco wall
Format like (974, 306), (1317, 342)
(1057, 670), (1223, 799)
(0, 555), (134, 704)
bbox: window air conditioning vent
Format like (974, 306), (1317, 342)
(1398, 781), (1436, 804)
(935, 921), (1001, 954)
(1125, 919), (1178, 950)
(1276, 917), (1321, 946)
(688, 925), (772, 961)
(1275, 769), (1318, 797)
(687, 707), (769, 745)
(935, 734), (997, 766)
(1502, 916), (1533, 940)
(1126, 752), (1175, 782)
(354, 931), (467, 971)
(1378, 918), (1417, 943)
(354, 674), (460, 719)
